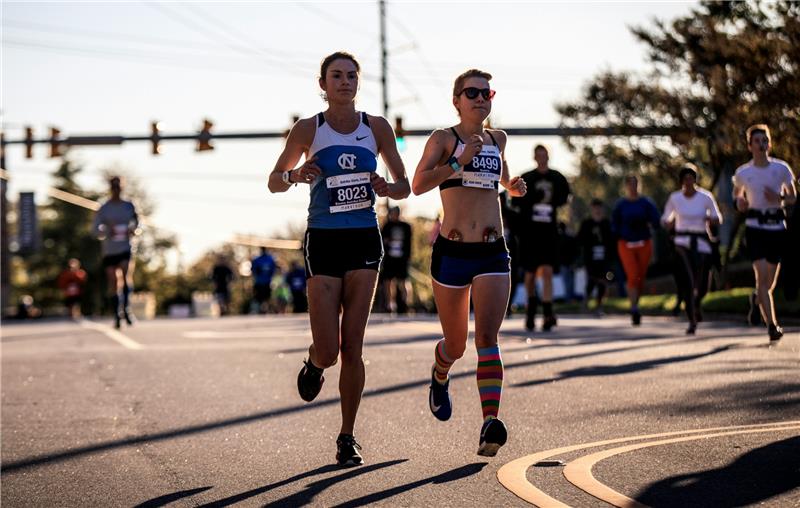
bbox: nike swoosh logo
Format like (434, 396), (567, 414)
(430, 391), (441, 412)
(365, 260), (379, 265)
(356, 135), (368, 141)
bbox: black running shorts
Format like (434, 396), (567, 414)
(102, 250), (132, 268)
(745, 227), (786, 264)
(303, 227), (384, 278)
(516, 225), (559, 272)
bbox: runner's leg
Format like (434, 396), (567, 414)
(339, 269), (379, 435)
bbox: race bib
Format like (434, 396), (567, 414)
(462, 148), (501, 189)
(592, 245), (605, 261)
(111, 224), (128, 241)
(759, 209), (784, 226)
(66, 283), (81, 297)
(532, 204), (553, 223)
(326, 172), (373, 213)
(388, 239), (404, 258)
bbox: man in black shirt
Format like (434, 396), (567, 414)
(212, 254), (234, 315)
(380, 206), (413, 313)
(578, 199), (614, 314)
(511, 145), (571, 331)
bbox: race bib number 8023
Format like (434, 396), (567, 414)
(326, 172), (374, 213)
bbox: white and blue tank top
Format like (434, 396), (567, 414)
(307, 112), (379, 229)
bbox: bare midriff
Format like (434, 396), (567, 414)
(440, 186), (503, 242)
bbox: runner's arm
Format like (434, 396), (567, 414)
(412, 129), (456, 195)
(268, 118), (316, 193)
(781, 167), (797, 206)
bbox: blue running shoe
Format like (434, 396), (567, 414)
(429, 366), (452, 421)
(478, 417), (507, 457)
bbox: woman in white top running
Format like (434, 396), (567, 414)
(662, 164), (722, 334)
(268, 51), (410, 467)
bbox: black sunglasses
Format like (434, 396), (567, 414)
(458, 87), (496, 100)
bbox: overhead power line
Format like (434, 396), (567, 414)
(4, 18), (322, 59)
(4, 39), (314, 78)
(143, 2), (314, 78)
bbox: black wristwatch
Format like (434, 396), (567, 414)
(282, 170), (294, 185)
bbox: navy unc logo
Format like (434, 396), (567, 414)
(338, 153), (357, 170)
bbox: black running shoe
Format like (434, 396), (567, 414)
(747, 293), (761, 326)
(297, 359), (324, 402)
(768, 324), (784, 343)
(429, 366), (452, 421)
(542, 315), (557, 332)
(686, 324), (696, 335)
(631, 311), (642, 326)
(114, 312), (122, 329)
(477, 418), (507, 457)
(336, 434), (363, 467)
(123, 307), (135, 326)
(524, 311), (535, 332)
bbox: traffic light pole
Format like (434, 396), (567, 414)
(380, 0), (389, 119)
(1, 132), (9, 312)
(3, 124), (687, 154)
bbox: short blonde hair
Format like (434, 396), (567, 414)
(746, 124), (771, 144)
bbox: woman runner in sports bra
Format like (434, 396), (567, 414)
(412, 69), (526, 457)
(268, 51), (410, 467)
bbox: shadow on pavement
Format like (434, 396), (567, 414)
(255, 459), (407, 507)
(595, 379), (800, 419)
(0, 331), (770, 474)
(512, 344), (735, 387)
(633, 435), (800, 507)
(134, 486), (213, 507)
(143, 461), (407, 507)
(333, 462), (487, 507)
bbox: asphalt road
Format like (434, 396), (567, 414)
(2, 313), (798, 507)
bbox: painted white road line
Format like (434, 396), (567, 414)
(564, 424), (800, 508)
(497, 420), (800, 507)
(80, 320), (143, 350)
(182, 329), (311, 339)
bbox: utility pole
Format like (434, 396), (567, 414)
(1, 132), (9, 313)
(379, 0), (389, 118)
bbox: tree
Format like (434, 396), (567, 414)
(559, 0), (799, 253)
(12, 159), (177, 315)
(12, 160), (104, 313)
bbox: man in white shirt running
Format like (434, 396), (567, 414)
(732, 124), (797, 342)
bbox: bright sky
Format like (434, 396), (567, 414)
(3, 1), (694, 266)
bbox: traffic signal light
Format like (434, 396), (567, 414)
(24, 127), (34, 159)
(197, 119), (214, 152)
(49, 127), (62, 158)
(151, 121), (162, 155)
(394, 116), (406, 152)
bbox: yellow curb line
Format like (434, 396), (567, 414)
(564, 424), (800, 508)
(497, 420), (800, 507)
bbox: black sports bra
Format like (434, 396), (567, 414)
(439, 128), (502, 191)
